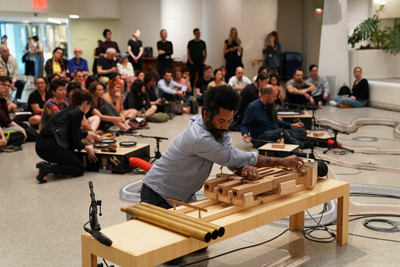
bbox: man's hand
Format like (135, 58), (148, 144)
(341, 94), (349, 98)
(86, 147), (98, 163)
(281, 155), (304, 172)
(110, 67), (117, 73)
(239, 166), (259, 180)
(176, 91), (184, 98)
(309, 96), (314, 105)
(291, 122), (304, 129)
(323, 92), (329, 100)
(304, 93), (310, 100)
(0, 135), (7, 147)
(243, 134), (250, 143)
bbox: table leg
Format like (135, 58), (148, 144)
(289, 210), (305, 231)
(82, 237), (98, 267)
(337, 187), (349, 245)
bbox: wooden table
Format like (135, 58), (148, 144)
(258, 143), (299, 157)
(82, 178), (349, 267)
(280, 110), (312, 130)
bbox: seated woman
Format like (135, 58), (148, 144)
(207, 68), (227, 88)
(27, 77), (52, 127)
(269, 73), (285, 105)
(44, 47), (69, 81)
(332, 67), (369, 108)
(35, 90), (99, 183)
(88, 82), (132, 132)
(124, 80), (157, 117)
(67, 82), (100, 133)
(40, 79), (69, 130)
(117, 53), (134, 94)
(144, 72), (172, 115)
(132, 70), (145, 82)
(85, 75), (99, 90)
(103, 78), (137, 118)
(181, 68), (192, 95)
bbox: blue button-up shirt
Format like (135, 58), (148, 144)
(143, 115), (258, 205)
(68, 57), (89, 74)
(156, 79), (187, 98)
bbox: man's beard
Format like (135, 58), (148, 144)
(205, 116), (228, 143)
(266, 103), (277, 124)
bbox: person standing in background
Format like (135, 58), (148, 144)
(24, 37), (36, 85)
(92, 40), (102, 76)
(128, 30), (143, 71)
(1, 35), (7, 47)
(32, 35), (44, 78)
(262, 31), (282, 75)
(187, 28), (207, 89)
(157, 29), (173, 78)
(223, 27), (243, 81)
(98, 29), (120, 57)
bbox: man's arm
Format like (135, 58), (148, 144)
(255, 154), (303, 171)
(203, 48), (207, 64)
(157, 80), (177, 95)
(171, 80), (187, 92)
(8, 121), (27, 142)
(11, 59), (19, 87)
(187, 47), (193, 64)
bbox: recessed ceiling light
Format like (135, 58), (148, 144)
(48, 18), (62, 24)
(316, 8), (322, 12)
(69, 15), (79, 19)
(22, 20), (30, 23)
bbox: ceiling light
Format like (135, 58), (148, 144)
(379, 1), (386, 6)
(69, 15), (79, 19)
(48, 18), (62, 24)
(316, 8), (322, 12)
(22, 20), (30, 23)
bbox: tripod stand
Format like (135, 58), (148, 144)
(323, 128), (354, 154)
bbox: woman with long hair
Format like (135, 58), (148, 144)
(262, 31), (282, 75)
(269, 73), (285, 104)
(124, 79), (157, 117)
(103, 78), (137, 118)
(223, 27), (243, 80)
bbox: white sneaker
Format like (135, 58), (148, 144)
(329, 100), (337, 106)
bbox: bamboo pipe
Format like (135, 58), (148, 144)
(121, 205), (212, 243)
(134, 203), (219, 240)
(140, 202), (225, 238)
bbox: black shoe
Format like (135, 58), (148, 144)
(36, 161), (50, 183)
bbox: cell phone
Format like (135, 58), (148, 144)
(161, 98), (166, 104)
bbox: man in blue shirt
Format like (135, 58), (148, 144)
(141, 85), (303, 209)
(68, 47), (89, 79)
(157, 68), (187, 101)
(241, 85), (307, 148)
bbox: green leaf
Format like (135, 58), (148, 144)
(381, 24), (400, 55)
(348, 15), (380, 48)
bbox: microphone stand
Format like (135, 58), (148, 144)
(322, 128), (354, 154)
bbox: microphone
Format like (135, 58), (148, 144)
(316, 139), (342, 148)
(86, 229), (113, 247)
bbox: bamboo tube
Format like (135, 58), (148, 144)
(121, 205), (212, 243)
(134, 204), (219, 240)
(140, 202), (225, 237)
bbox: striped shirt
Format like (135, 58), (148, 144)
(39, 97), (69, 131)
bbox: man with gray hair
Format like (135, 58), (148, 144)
(0, 45), (19, 90)
(97, 47), (118, 85)
(68, 47), (89, 78)
(241, 85), (308, 148)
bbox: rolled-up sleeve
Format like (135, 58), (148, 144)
(192, 135), (257, 168)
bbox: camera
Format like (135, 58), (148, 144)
(33, 13), (38, 17)
(161, 98), (166, 104)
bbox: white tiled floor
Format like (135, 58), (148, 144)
(1, 104), (400, 267)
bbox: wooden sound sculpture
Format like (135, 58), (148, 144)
(120, 159), (318, 243)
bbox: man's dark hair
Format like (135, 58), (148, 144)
(182, 67), (190, 73)
(256, 72), (269, 83)
(193, 28), (200, 34)
(49, 79), (68, 93)
(74, 69), (84, 76)
(203, 65), (212, 72)
(202, 85), (241, 120)
(2, 35), (7, 39)
(35, 76), (47, 84)
(103, 29), (111, 38)
(258, 65), (268, 74)
(0, 76), (12, 83)
(67, 82), (81, 94)
(309, 64), (318, 72)
(163, 69), (172, 76)
(294, 68), (303, 74)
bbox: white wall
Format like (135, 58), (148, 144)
(374, 0), (400, 19)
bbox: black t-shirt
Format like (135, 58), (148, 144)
(351, 79), (369, 100)
(124, 91), (151, 111)
(97, 56), (115, 77)
(127, 39), (143, 57)
(27, 89), (51, 114)
(238, 83), (258, 119)
(187, 40), (206, 64)
(146, 88), (158, 102)
(157, 41), (173, 60)
(195, 77), (214, 95)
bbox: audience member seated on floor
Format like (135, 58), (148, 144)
(98, 29), (120, 57)
(85, 75), (98, 90)
(0, 45), (19, 89)
(68, 47), (89, 79)
(269, 73), (285, 105)
(35, 90), (100, 183)
(133, 70), (144, 82)
(228, 66), (251, 91)
(97, 48), (118, 86)
(330, 66), (369, 108)
(88, 82), (131, 132)
(241, 85), (308, 149)
(252, 65), (268, 82)
(286, 68), (316, 106)
(157, 69), (186, 102)
(103, 78), (138, 119)
(195, 65), (213, 105)
(117, 53), (134, 94)
(145, 72), (172, 115)
(27, 77), (51, 127)
(0, 70), (17, 112)
(208, 68), (227, 88)
(72, 70), (86, 89)
(40, 79), (69, 130)
(66, 82), (100, 133)
(173, 67), (189, 89)
(0, 76), (27, 144)
(230, 72), (270, 131)
(306, 64), (329, 106)
(181, 68), (192, 95)
(44, 47), (69, 80)
(124, 79), (157, 117)
(219, 66), (227, 82)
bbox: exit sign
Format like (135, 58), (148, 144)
(32, 0), (48, 9)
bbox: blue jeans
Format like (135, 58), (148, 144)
(140, 184), (171, 209)
(252, 128), (307, 148)
(334, 96), (368, 108)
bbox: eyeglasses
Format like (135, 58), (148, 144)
(0, 83), (12, 89)
(75, 75), (84, 78)
(56, 89), (67, 92)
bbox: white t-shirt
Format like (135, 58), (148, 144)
(228, 75), (252, 89)
(117, 62), (134, 77)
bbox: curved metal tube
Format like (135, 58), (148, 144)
(317, 118), (400, 139)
